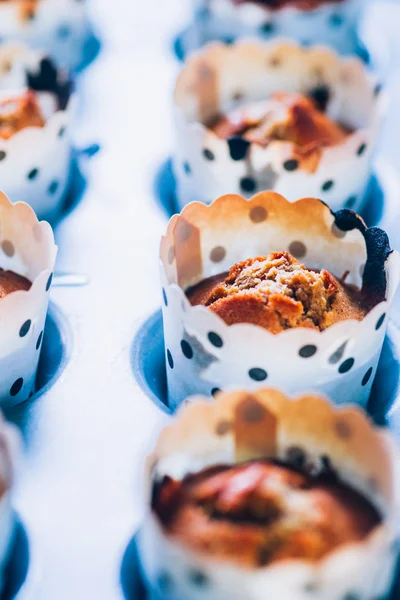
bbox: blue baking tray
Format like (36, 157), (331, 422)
(2, 2), (399, 600)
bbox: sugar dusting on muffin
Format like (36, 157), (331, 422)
(187, 251), (368, 333)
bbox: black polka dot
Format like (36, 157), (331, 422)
(27, 168), (39, 181)
(227, 137), (250, 161)
(329, 13), (344, 26)
(362, 367), (373, 387)
(183, 161), (191, 175)
(48, 181), (59, 195)
(339, 358), (355, 374)
(58, 126), (66, 138)
(345, 196), (357, 208)
(283, 159), (299, 172)
(286, 446), (306, 469)
(10, 378), (23, 397)
(249, 368), (268, 382)
(260, 21), (274, 35)
(208, 331), (223, 348)
(167, 350), (174, 369)
(0, 151), (6, 161)
(376, 313), (386, 330)
(343, 594), (361, 600)
(308, 85), (330, 111)
(211, 387), (221, 397)
(374, 83), (383, 97)
(240, 176), (256, 193)
(162, 288), (168, 307)
(19, 320), (31, 338)
(187, 569), (210, 588)
(299, 345), (317, 358)
(181, 340), (193, 359)
(46, 273), (53, 291)
(224, 36), (235, 45)
(357, 143), (367, 157)
(203, 148), (215, 161)
(36, 331), (43, 350)
(322, 180), (334, 192)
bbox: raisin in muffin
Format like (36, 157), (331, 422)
(187, 251), (369, 333)
(153, 459), (380, 567)
(0, 89), (44, 140)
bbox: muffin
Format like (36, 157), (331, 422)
(186, 251), (372, 333)
(138, 390), (400, 600)
(0, 0), (92, 70)
(191, 0), (363, 56)
(160, 192), (399, 410)
(0, 44), (74, 220)
(0, 90), (45, 139)
(0, 191), (57, 406)
(154, 460), (380, 567)
(174, 40), (382, 212)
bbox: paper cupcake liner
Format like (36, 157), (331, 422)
(174, 40), (383, 213)
(138, 389), (400, 600)
(0, 0), (92, 71)
(160, 192), (400, 411)
(0, 44), (74, 221)
(0, 192), (57, 408)
(193, 0), (363, 55)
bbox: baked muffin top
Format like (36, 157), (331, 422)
(0, 269), (31, 298)
(186, 251), (369, 333)
(0, 90), (45, 140)
(210, 93), (349, 151)
(153, 460), (380, 567)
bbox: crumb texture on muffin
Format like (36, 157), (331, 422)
(153, 460), (381, 567)
(0, 90), (45, 140)
(187, 251), (368, 333)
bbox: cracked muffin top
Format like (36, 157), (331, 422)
(186, 251), (369, 333)
(153, 460), (381, 567)
(0, 269), (31, 298)
(210, 93), (349, 152)
(0, 90), (45, 140)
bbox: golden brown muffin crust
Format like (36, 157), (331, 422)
(0, 90), (45, 140)
(186, 252), (368, 333)
(0, 269), (31, 298)
(153, 461), (381, 567)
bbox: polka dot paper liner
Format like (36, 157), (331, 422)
(138, 389), (400, 600)
(0, 414), (21, 594)
(160, 192), (400, 411)
(0, 44), (74, 221)
(0, 192), (57, 408)
(173, 40), (383, 213)
(191, 0), (363, 56)
(0, 0), (92, 70)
